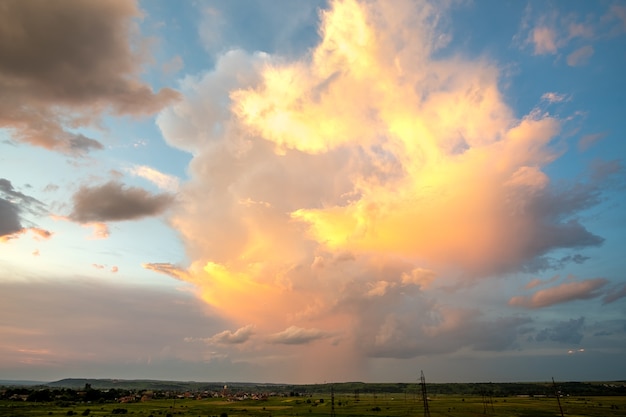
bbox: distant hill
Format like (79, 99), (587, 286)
(0, 380), (48, 386)
(45, 378), (285, 392)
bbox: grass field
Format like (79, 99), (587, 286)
(2, 393), (626, 417)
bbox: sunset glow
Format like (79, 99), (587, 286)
(1, 0), (625, 384)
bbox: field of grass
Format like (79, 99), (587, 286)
(2, 393), (626, 417)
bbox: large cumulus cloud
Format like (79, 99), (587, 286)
(154, 0), (610, 375)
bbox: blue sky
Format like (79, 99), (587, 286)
(1, 0), (625, 384)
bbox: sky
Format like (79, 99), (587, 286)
(1, 0), (625, 385)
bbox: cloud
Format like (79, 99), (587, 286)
(267, 326), (332, 345)
(518, 6), (610, 58)
(157, 49), (271, 154)
(0, 0), (179, 155)
(127, 165), (180, 192)
(509, 277), (608, 308)
(206, 325), (255, 345)
(84, 222), (110, 240)
(0, 197), (23, 239)
(603, 283), (626, 304)
(163, 55), (184, 75)
(142, 263), (189, 281)
(541, 92), (569, 103)
(531, 26), (558, 54)
(525, 275), (560, 289)
(111, 266), (119, 273)
(589, 159), (621, 182)
(535, 317), (585, 344)
(567, 45), (594, 66)
(0, 278), (226, 374)
(69, 181), (174, 223)
(606, 5), (626, 31)
(151, 0), (611, 368)
(0, 178), (49, 241)
(521, 253), (591, 274)
(578, 132), (606, 151)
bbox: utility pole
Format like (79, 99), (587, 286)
(330, 385), (336, 417)
(420, 370), (431, 417)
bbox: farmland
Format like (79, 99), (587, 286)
(2, 381), (626, 417)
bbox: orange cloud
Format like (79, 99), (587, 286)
(83, 222), (110, 240)
(509, 277), (608, 308)
(155, 0), (606, 361)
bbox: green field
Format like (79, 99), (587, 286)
(2, 393), (626, 417)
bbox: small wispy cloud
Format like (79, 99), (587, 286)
(83, 222), (110, 240)
(578, 132), (606, 152)
(267, 326), (332, 345)
(567, 45), (594, 67)
(142, 262), (188, 281)
(541, 92), (570, 103)
(602, 283), (626, 304)
(127, 165), (180, 192)
(531, 26), (558, 54)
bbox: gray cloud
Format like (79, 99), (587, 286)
(535, 317), (585, 344)
(522, 253), (591, 274)
(206, 325), (255, 345)
(0, 198), (22, 237)
(603, 283), (626, 304)
(69, 181), (174, 223)
(0, 278), (226, 373)
(0, 178), (47, 239)
(0, 0), (179, 155)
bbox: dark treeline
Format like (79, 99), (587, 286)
(1, 386), (130, 404)
(276, 381), (626, 397)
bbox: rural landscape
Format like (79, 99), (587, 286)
(2, 2), (625, 417)
(2, 378), (626, 417)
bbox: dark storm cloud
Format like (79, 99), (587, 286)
(0, 0), (179, 155)
(0, 198), (22, 237)
(0, 178), (47, 239)
(535, 317), (585, 345)
(69, 181), (174, 223)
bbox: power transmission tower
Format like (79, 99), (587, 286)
(552, 377), (564, 417)
(420, 370), (431, 417)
